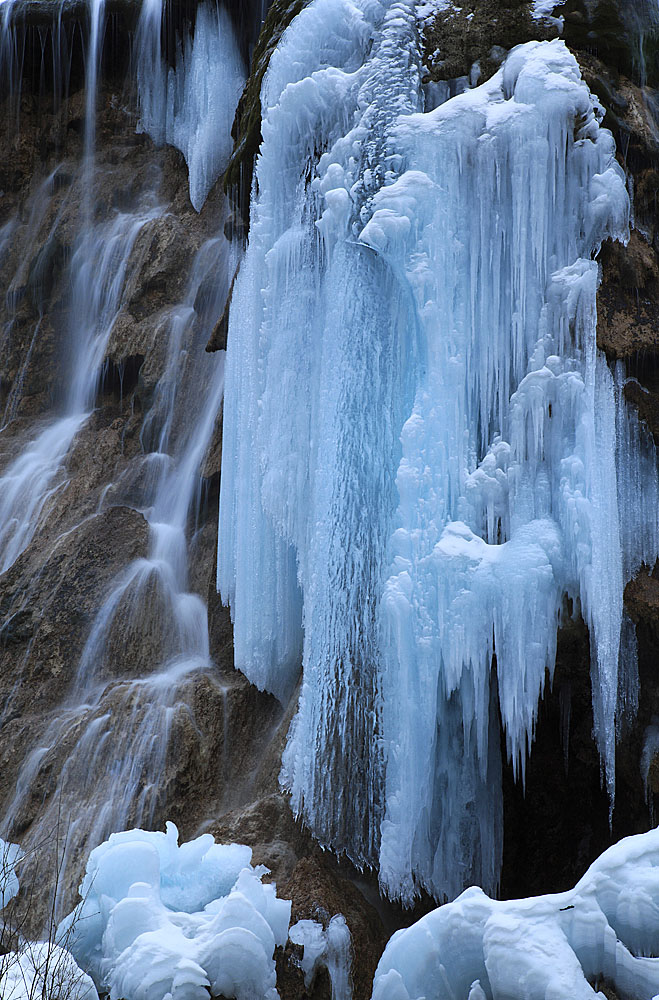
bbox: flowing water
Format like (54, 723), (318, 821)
(0, 0), (246, 919)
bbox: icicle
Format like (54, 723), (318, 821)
(219, 2), (659, 904)
(135, 1), (245, 211)
(289, 915), (353, 1000)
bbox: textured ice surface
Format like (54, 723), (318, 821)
(58, 823), (291, 1000)
(136, 0), (245, 210)
(371, 40), (655, 902)
(0, 837), (21, 909)
(289, 915), (353, 999)
(0, 944), (98, 1000)
(219, 0), (659, 903)
(372, 828), (659, 1000)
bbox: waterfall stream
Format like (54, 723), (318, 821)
(0, 0), (246, 920)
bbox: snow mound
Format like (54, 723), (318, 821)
(58, 822), (291, 1000)
(372, 827), (659, 1000)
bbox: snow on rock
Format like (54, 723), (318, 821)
(372, 827), (659, 1000)
(58, 822), (291, 1000)
(0, 943), (98, 1000)
(531, 0), (565, 26)
(289, 914), (353, 999)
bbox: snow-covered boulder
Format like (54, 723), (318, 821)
(58, 822), (292, 1000)
(372, 827), (659, 1000)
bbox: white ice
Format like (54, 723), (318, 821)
(0, 837), (21, 909)
(289, 914), (353, 999)
(372, 827), (659, 1000)
(58, 822), (291, 1000)
(136, 0), (245, 211)
(219, 0), (659, 905)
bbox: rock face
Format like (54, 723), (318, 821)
(419, 0), (556, 86)
(2, 1), (659, 997)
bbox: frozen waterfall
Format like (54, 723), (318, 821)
(136, 0), (245, 211)
(219, 0), (659, 903)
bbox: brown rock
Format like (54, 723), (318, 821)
(597, 231), (659, 359)
(419, 0), (556, 86)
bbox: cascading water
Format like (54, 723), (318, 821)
(0, 0), (246, 918)
(3, 234), (236, 915)
(219, 0), (659, 905)
(0, 0), (115, 576)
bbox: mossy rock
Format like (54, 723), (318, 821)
(561, 0), (659, 87)
(420, 0), (556, 86)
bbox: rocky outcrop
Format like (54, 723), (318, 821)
(419, 0), (557, 86)
(561, 0), (659, 86)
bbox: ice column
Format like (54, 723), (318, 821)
(367, 41), (646, 902)
(219, 1), (658, 902)
(136, 0), (245, 211)
(220, 0), (422, 863)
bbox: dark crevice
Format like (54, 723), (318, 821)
(99, 354), (144, 400)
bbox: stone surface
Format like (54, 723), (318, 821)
(222, 0), (309, 227)
(419, 0), (556, 86)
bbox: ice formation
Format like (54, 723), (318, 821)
(372, 827), (659, 1000)
(136, 0), (245, 211)
(219, 0), (659, 905)
(289, 914), (353, 1000)
(58, 823), (291, 1000)
(0, 838), (21, 909)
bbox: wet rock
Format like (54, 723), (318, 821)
(625, 564), (659, 636)
(206, 268), (238, 352)
(598, 231), (659, 359)
(560, 0), (659, 87)
(0, 505), (149, 701)
(211, 793), (387, 1000)
(125, 215), (200, 320)
(419, 0), (556, 87)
